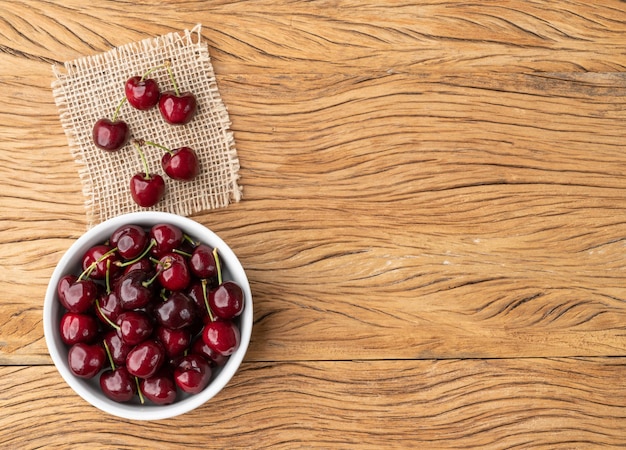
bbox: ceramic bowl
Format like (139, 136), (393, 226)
(43, 211), (252, 420)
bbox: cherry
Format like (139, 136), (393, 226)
(92, 118), (130, 151)
(96, 290), (123, 325)
(116, 310), (154, 346)
(156, 326), (191, 358)
(158, 252), (191, 291)
(115, 269), (155, 310)
(60, 279), (99, 313)
(92, 95), (130, 151)
(189, 244), (218, 280)
(81, 244), (120, 280)
(57, 274), (77, 303)
(103, 330), (133, 367)
(209, 281), (244, 320)
(130, 141), (166, 208)
(126, 340), (165, 379)
(100, 366), (136, 402)
(174, 354), (212, 394)
(158, 60), (196, 125)
(161, 147), (199, 181)
(110, 224), (148, 260)
(60, 312), (99, 345)
(201, 319), (240, 356)
(68, 342), (106, 378)
(130, 173), (165, 208)
(155, 292), (197, 330)
(140, 370), (177, 405)
(150, 223), (184, 258)
(158, 92), (197, 125)
(125, 76), (160, 110)
(191, 337), (228, 367)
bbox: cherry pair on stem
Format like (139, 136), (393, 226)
(130, 139), (199, 208)
(93, 60), (197, 151)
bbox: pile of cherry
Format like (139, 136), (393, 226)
(56, 222), (244, 405)
(92, 60), (199, 208)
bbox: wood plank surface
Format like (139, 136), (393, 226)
(1, 0), (625, 447)
(2, 358), (626, 449)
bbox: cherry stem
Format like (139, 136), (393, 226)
(173, 248), (192, 258)
(105, 259), (112, 294)
(143, 260), (165, 287)
(96, 299), (120, 331)
(116, 239), (157, 267)
(103, 339), (116, 370)
(78, 247), (118, 281)
(140, 64), (165, 82)
(135, 377), (145, 404)
(143, 140), (172, 154)
(202, 278), (215, 322)
(112, 96), (127, 122)
(164, 60), (180, 96)
(183, 234), (198, 247)
(213, 248), (223, 285)
(132, 140), (152, 180)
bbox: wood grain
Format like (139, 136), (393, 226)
(1, 358), (625, 449)
(4, 1), (626, 74)
(1, 0), (625, 447)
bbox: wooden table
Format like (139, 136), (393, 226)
(2, 1), (625, 448)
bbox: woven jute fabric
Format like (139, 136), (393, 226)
(51, 25), (241, 228)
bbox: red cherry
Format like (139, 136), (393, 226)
(96, 290), (123, 325)
(116, 310), (154, 346)
(92, 118), (130, 151)
(156, 326), (191, 358)
(161, 147), (199, 181)
(126, 340), (165, 379)
(189, 244), (217, 279)
(60, 312), (99, 345)
(57, 274), (77, 304)
(68, 342), (106, 378)
(158, 253), (191, 292)
(110, 224), (148, 260)
(115, 270), (155, 310)
(81, 244), (121, 280)
(155, 292), (197, 330)
(100, 366), (136, 402)
(140, 370), (177, 405)
(174, 354), (212, 394)
(158, 91), (197, 125)
(201, 319), (240, 356)
(130, 173), (165, 208)
(209, 281), (245, 320)
(125, 76), (160, 110)
(150, 223), (184, 258)
(61, 279), (99, 313)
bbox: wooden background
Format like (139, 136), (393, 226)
(1, 0), (626, 448)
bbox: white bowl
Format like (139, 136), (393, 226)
(43, 212), (253, 420)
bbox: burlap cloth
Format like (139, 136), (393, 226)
(52, 24), (241, 228)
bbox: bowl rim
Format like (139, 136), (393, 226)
(43, 211), (253, 420)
